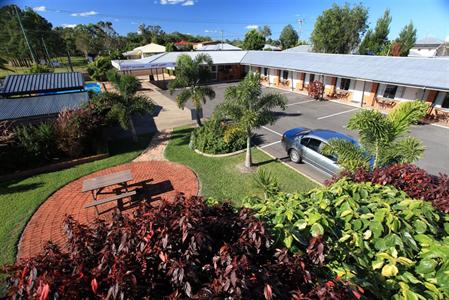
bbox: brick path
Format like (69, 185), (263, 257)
(17, 161), (198, 261)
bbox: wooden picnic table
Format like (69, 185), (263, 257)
(82, 170), (135, 215)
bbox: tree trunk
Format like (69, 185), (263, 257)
(195, 109), (202, 127)
(101, 82), (108, 92)
(245, 129), (252, 168)
(128, 116), (138, 143)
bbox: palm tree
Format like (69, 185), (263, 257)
(87, 56), (112, 91)
(322, 101), (429, 171)
(217, 73), (287, 168)
(106, 72), (154, 142)
(168, 53), (216, 126)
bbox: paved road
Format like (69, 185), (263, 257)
(162, 83), (449, 183)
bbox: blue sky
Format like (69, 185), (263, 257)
(4, 0), (449, 41)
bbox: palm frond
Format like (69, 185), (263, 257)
(388, 101), (428, 137)
(322, 139), (371, 172)
(199, 86), (216, 103)
(129, 95), (156, 115)
(176, 89), (193, 109)
(385, 136), (425, 165)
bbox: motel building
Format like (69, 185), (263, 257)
(112, 51), (449, 121)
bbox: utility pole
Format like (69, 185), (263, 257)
(297, 17), (304, 42)
(15, 5), (36, 64)
(221, 30), (224, 50)
(66, 47), (74, 72)
(41, 37), (51, 65)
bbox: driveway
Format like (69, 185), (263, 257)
(162, 83), (449, 183)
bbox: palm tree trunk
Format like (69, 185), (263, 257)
(128, 116), (138, 143)
(101, 82), (108, 92)
(195, 109), (202, 127)
(245, 128), (252, 168)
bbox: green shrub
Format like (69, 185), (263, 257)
(27, 64), (54, 74)
(244, 179), (449, 299)
(14, 122), (56, 160)
(190, 118), (246, 154)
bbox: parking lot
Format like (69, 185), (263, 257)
(162, 83), (449, 183)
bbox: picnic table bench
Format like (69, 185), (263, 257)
(82, 170), (135, 215)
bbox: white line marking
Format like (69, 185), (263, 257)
(317, 108), (358, 120)
(286, 99), (315, 106)
(280, 91), (291, 95)
(261, 126), (283, 136)
(260, 141), (281, 148)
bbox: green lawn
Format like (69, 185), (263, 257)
(0, 134), (153, 266)
(0, 56), (88, 77)
(165, 127), (318, 205)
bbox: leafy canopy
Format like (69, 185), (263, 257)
(279, 24), (299, 49)
(311, 3), (368, 54)
(322, 101), (429, 171)
(359, 9), (392, 55)
(242, 29), (265, 50)
(395, 22), (417, 56)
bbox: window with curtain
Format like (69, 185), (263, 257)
(339, 78), (351, 90)
(383, 85), (398, 99)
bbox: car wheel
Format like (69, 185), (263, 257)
(289, 149), (302, 163)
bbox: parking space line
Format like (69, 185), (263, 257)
(317, 108), (358, 120)
(261, 126), (283, 136)
(260, 140), (281, 148)
(286, 99), (315, 106)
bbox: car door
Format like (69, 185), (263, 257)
(300, 137), (339, 175)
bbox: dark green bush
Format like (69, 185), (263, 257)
(244, 179), (449, 299)
(14, 122), (57, 161)
(190, 118), (246, 154)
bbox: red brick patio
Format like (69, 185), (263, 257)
(17, 161), (198, 261)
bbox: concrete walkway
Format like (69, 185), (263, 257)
(138, 79), (195, 131)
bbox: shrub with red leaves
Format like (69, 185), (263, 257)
(3, 195), (358, 299)
(327, 164), (449, 213)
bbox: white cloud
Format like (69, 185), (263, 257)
(33, 6), (46, 12)
(204, 29), (218, 33)
(246, 25), (259, 30)
(71, 11), (98, 17)
(62, 24), (77, 28)
(159, 0), (195, 5)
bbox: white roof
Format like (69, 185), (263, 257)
(112, 51), (248, 71)
(283, 45), (313, 53)
(241, 51), (449, 91)
(263, 44), (282, 51)
(196, 43), (241, 51)
(123, 43), (166, 56)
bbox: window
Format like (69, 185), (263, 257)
(300, 137), (321, 153)
(339, 78), (351, 90)
(264, 68), (268, 76)
(282, 70), (289, 80)
(383, 85), (398, 99)
(309, 74), (315, 83)
(442, 93), (449, 109)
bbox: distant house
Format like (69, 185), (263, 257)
(263, 44), (282, 51)
(123, 43), (166, 59)
(0, 72), (88, 123)
(196, 43), (241, 51)
(283, 44), (313, 53)
(408, 37), (449, 58)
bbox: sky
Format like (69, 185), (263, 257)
(4, 0), (449, 42)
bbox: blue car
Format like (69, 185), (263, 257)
(281, 128), (359, 176)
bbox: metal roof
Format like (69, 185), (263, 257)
(241, 51), (449, 91)
(196, 43), (242, 51)
(283, 45), (313, 53)
(415, 37), (443, 46)
(0, 92), (88, 121)
(112, 51), (248, 71)
(0, 72), (84, 97)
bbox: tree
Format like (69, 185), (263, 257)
(87, 56), (112, 90)
(259, 25), (272, 39)
(242, 29), (265, 50)
(27, 64), (53, 73)
(217, 73), (287, 168)
(106, 72), (155, 142)
(322, 101), (429, 171)
(359, 9), (392, 55)
(279, 24), (298, 49)
(311, 3), (368, 54)
(395, 22), (417, 56)
(168, 54), (216, 126)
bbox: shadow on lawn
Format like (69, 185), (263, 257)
(0, 182), (44, 196)
(170, 128), (193, 146)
